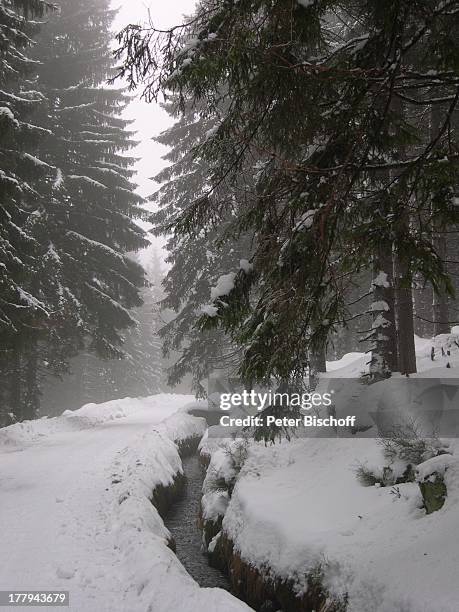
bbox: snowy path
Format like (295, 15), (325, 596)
(0, 395), (251, 612)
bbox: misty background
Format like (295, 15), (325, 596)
(42, 1), (200, 413)
(113, 0), (196, 267)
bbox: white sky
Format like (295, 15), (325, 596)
(112, 0), (198, 266)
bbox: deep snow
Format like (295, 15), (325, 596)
(202, 333), (459, 612)
(3, 332), (459, 612)
(0, 395), (251, 612)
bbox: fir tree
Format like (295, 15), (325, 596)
(40, 251), (163, 413)
(0, 0), (54, 424)
(1, 0), (151, 422)
(20, 0), (150, 417)
(116, 0), (459, 385)
(150, 98), (252, 395)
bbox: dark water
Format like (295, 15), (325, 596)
(164, 454), (231, 590)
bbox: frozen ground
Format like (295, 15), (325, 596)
(205, 333), (459, 612)
(222, 438), (459, 612)
(3, 334), (458, 612)
(0, 395), (251, 612)
(324, 331), (459, 378)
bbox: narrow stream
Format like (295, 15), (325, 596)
(164, 454), (232, 590)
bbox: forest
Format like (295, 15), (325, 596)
(2, 0), (459, 422)
(0, 0), (166, 424)
(1, 2), (459, 612)
(115, 0), (459, 392)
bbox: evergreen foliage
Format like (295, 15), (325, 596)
(150, 98), (252, 394)
(31, 0), (149, 361)
(0, 0), (55, 424)
(40, 252), (164, 413)
(0, 0), (151, 424)
(116, 0), (459, 385)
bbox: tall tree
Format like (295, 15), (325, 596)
(116, 0), (459, 385)
(2, 0), (151, 422)
(0, 0), (55, 425)
(431, 103), (452, 336)
(150, 98), (251, 395)
(40, 259), (164, 414)
(30, 0), (149, 357)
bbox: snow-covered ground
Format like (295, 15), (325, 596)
(3, 334), (459, 612)
(0, 395), (250, 612)
(203, 334), (459, 612)
(221, 438), (459, 612)
(324, 332), (458, 378)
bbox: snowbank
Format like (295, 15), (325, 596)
(201, 445), (239, 523)
(207, 334), (459, 612)
(0, 395), (251, 612)
(199, 428), (228, 462)
(324, 332), (459, 378)
(0, 394), (192, 448)
(108, 411), (251, 612)
(223, 438), (459, 612)
(155, 410), (207, 444)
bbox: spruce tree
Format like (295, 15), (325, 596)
(40, 251), (164, 413)
(22, 0), (150, 416)
(150, 98), (253, 394)
(0, 0), (54, 424)
(117, 0), (459, 385)
(88, 252), (164, 401)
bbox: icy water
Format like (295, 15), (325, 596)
(164, 454), (232, 590)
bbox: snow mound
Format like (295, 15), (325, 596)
(0, 395), (193, 448)
(0, 394), (249, 611)
(416, 454), (459, 481)
(223, 438), (459, 612)
(199, 428), (226, 459)
(215, 334), (459, 612)
(109, 412), (251, 612)
(324, 332), (459, 379)
(155, 410), (207, 444)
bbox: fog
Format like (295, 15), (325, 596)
(113, 0), (198, 266)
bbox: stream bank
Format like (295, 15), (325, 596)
(198, 440), (347, 612)
(164, 453), (232, 590)
(156, 429), (340, 611)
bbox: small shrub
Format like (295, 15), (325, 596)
(355, 463), (382, 487)
(379, 422), (446, 466)
(205, 465), (231, 494)
(355, 422), (446, 488)
(225, 438), (249, 473)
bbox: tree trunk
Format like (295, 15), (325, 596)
(413, 275), (434, 337)
(391, 96), (417, 375)
(9, 346), (22, 421)
(23, 338), (40, 421)
(309, 343), (326, 389)
(395, 240), (417, 375)
(431, 104), (451, 336)
(311, 345), (327, 373)
(370, 245), (399, 378)
(432, 254), (451, 336)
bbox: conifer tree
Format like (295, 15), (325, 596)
(90, 252), (163, 400)
(150, 98), (252, 394)
(1, 0), (151, 422)
(40, 251), (164, 413)
(18, 0), (151, 417)
(117, 0), (459, 385)
(0, 0), (55, 425)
